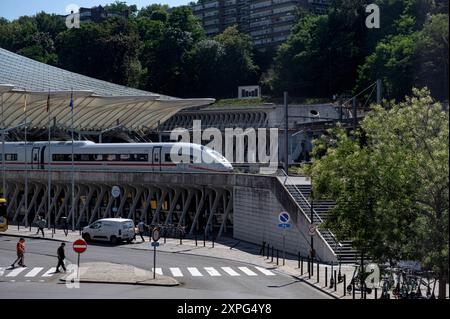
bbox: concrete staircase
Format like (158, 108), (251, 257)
(284, 183), (358, 264)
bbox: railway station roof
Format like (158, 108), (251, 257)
(0, 48), (215, 131)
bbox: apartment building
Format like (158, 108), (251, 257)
(191, 0), (328, 48)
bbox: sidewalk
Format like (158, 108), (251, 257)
(3, 226), (449, 299)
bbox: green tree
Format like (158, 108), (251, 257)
(56, 18), (141, 87)
(308, 88), (449, 298)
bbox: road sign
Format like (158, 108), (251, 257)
(278, 212), (290, 224)
(73, 239), (87, 254)
(152, 228), (161, 242)
(278, 223), (291, 229)
(308, 225), (317, 236)
(111, 186), (121, 198)
(151, 242), (160, 247)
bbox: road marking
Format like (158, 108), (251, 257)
(238, 267), (257, 276)
(6, 267), (26, 277)
(41, 267), (56, 277)
(187, 267), (203, 277)
(221, 267), (240, 276)
(25, 267), (44, 277)
(204, 267), (221, 277)
(255, 266), (276, 276)
(151, 268), (163, 275)
(170, 267), (183, 277)
(0, 267), (5, 276)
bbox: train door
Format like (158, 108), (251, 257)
(31, 147), (40, 169)
(152, 147), (162, 172)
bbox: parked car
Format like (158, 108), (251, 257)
(82, 218), (136, 244)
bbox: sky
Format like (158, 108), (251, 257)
(0, 0), (191, 21)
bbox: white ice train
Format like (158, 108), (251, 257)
(0, 141), (233, 173)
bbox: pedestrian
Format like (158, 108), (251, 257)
(61, 217), (69, 236)
(55, 243), (66, 273)
(11, 238), (26, 268)
(137, 219), (146, 242)
(36, 215), (46, 237)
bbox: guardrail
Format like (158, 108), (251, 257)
(277, 169), (343, 254)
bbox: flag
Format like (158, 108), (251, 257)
(46, 92), (50, 112)
(23, 94), (27, 112)
(69, 91), (74, 110)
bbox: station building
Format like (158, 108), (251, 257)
(0, 48), (357, 263)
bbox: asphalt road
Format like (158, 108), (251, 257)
(0, 235), (330, 299)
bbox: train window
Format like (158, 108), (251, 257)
(1, 154), (17, 161)
(164, 154), (172, 162)
(120, 154), (130, 161)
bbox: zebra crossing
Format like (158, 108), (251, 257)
(0, 266), (61, 282)
(0, 265), (277, 282)
(162, 266), (277, 278)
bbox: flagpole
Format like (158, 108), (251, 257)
(23, 94), (28, 231)
(71, 90), (75, 232)
(1, 93), (5, 201)
(47, 90), (52, 236)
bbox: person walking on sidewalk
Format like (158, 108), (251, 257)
(137, 220), (146, 242)
(36, 216), (46, 237)
(11, 238), (26, 268)
(55, 243), (66, 273)
(61, 217), (69, 236)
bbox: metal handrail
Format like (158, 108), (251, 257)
(277, 169), (343, 251)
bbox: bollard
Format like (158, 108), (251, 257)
(203, 232), (206, 247)
(271, 246), (274, 263)
(301, 257), (303, 276)
(195, 233), (198, 246)
(180, 235), (182, 245)
(212, 236), (215, 248)
(311, 258), (314, 277)
(260, 241), (266, 256)
(283, 254), (285, 266)
(307, 256), (311, 279)
(276, 249), (279, 265)
(298, 252), (300, 268)
(325, 267), (328, 288)
(352, 280), (355, 299)
(375, 287), (378, 300)
(343, 274), (346, 297)
(317, 262), (319, 283)
(334, 270), (337, 291)
(164, 234), (166, 244)
(363, 282), (367, 299)
(267, 244), (270, 259)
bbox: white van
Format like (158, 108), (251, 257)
(82, 218), (136, 244)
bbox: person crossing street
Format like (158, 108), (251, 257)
(55, 243), (66, 273)
(11, 238), (26, 268)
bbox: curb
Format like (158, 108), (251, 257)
(1, 232), (71, 243)
(58, 278), (180, 287)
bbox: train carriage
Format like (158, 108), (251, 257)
(0, 141), (233, 173)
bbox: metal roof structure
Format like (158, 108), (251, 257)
(0, 48), (215, 131)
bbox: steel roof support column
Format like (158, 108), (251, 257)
(189, 188), (206, 236)
(204, 188), (222, 237)
(165, 187), (181, 225)
(56, 185), (70, 221)
(177, 188), (194, 229)
(89, 185), (107, 224)
(103, 190), (115, 219)
(151, 187), (168, 225)
(67, 184), (83, 228)
(28, 183), (43, 225)
(77, 185), (95, 227)
(6, 182), (19, 218)
(217, 189), (233, 239)
(49, 184), (63, 225)
(12, 183), (24, 223)
(141, 187), (154, 226)
(116, 185), (131, 218)
(128, 185), (143, 221)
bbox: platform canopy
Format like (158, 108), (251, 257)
(0, 48), (214, 131)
